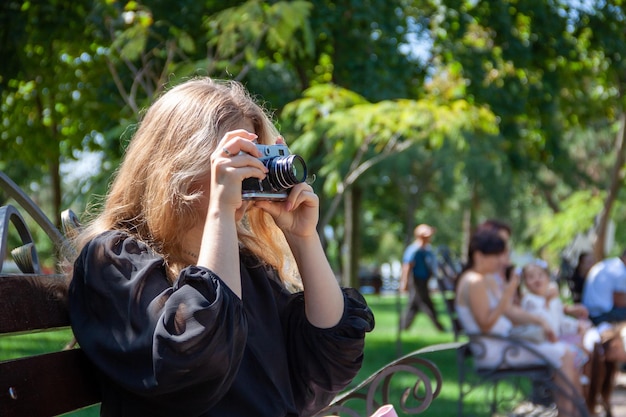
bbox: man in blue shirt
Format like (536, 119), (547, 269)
(582, 250), (626, 325)
(399, 224), (445, 331)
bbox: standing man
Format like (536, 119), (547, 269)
(582, 250), (626, 325)
(400, 224), (445, 331)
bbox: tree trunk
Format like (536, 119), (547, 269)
(352, 187), (361, 289)
(403, 184), (420, 247)
(470, 181), (480, 229)
(594, 113), (626, 260)
(461, 206), (472, 263)
(49, 159), (62, 233)
(460, 182), (480, 264)
(341, 186), (361, 288)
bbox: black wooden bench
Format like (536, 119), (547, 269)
(0, 171), (446, 417)
(0, 172), (102, 416)
(0, 272), (101, 416)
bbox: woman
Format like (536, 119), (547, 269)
(569, 252), (595, 303)
(455, 228), (582, 416)
(66, 77), (374, 417)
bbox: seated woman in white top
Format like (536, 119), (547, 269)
(455, 228), (582, 416)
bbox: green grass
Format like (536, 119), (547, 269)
(358, 293), (534, 417)
(0, 329), (100, 416)
(358, 293), (466, 416)
(0, 292), (495, 416)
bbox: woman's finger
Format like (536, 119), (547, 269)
(219, 130), (262, 158)
(253, 200), (281, 218)
(285, 184), (316, 211)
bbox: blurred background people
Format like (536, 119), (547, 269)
(582, 249), (626, 325)
(455, 228), (583, 415)
(568, 252), (595, 304)
(400, 224), (445, 332)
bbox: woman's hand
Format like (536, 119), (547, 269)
(540, 320), (557, 343)
(254, 183), (319, 239)
(253, 135), (318, 238)
(578, 319), (592, 335)
(546, 283), (559, 301)
(502, 273), (520, 307)
(564, 303), (589, 319)
(209, 129), (268, 214)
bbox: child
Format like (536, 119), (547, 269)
(520, 262), (592, 370)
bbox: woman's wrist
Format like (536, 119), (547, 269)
(207, 202), (237, 221)
(283, 231), (319, 251)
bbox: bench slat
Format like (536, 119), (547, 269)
(0, 274), (70, 335)
(0, 349), (101, 416)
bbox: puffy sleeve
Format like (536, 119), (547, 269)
(68, 231), (247, 411)
(281, 287), (375, 416)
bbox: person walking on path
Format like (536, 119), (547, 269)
(400, 224), (445, 331)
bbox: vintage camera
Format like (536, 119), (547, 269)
(242, 144), (308, 201)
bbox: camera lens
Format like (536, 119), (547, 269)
(267, 154), (307, 190)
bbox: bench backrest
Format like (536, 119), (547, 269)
(1, 172), (101, 416)
(0, 273), (101, 416)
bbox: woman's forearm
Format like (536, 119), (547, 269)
(197, 207), (242, 298)
(286, 233), (344, 328)
(479, 300), (509, 332)
(505, 304), (542, 325)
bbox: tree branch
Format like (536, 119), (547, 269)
(319, 134), (414, 238)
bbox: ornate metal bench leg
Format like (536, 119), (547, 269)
(456, 345), (467, 417)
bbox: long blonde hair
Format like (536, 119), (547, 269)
(68, 77), (300, 289)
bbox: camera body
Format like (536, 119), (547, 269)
(242, 144), (308, 201)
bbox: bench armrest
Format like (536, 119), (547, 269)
(314, 344), (461, 416)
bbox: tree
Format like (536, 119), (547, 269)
(282, 82), (497, 285)
(6, 0), (626, 282)
(574, 3), (626, 259)
(0, 0), (316, 224)
(425, 0), (626, 258)
(0, 0), (115, 230)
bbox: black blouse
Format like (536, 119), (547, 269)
(68, 231), (374, 417)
